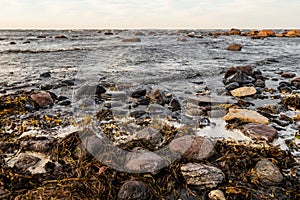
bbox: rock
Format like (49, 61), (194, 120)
(60, 79), (75, 86)
(146, 89), (165, 105)
(208, 190), (226, 200)
(255, 79), (266, 88)
(291, 77), (300, 89)
(20, 137), (56, 152)
(230, 86), (257, 97)
(13, 154), (41, 171)
(225, 82), (240, 90)
(228, 28), (241, 35)
(242, 123), (278, 142)
(131, 89), (146, 98)
(147, 104), (166, 115)
(54, 34), (67, 39)
(169, 98), (181, 112)
(251, 159), (283, 185)
(102, 91), (127, 100)
(118, 180), (151, 200)
(57, 100), (71, 106)
(135, 127), (163, 145)
(257, 30), (276, 37)
(187, 95), (236, 106)
(285, 30), (300, 37)
(104, 31), (113, 35)
(281, 94), (300, 110)
(177, 38), (188, 42)
(129, 110), (147, 118)
(224, 109), (269, 125)
(122, 38), (141, 42)
(169, 135), (216, 161)
(31, 92), (54, 107)
(125, 148), (166, 173)
(10, 41), (16, 45)
(134, 31), (145, 36)
(181, 163), (224, 189)
(40, 72), (51, 78)
(37, 34), (46, 38)
(225, 71), (255, 85)
(226, 44), (242, 51)
(281, 72), (296, 78)
(250, 30), (259, 36)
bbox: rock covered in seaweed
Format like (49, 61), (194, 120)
(118, 180), (151, 200)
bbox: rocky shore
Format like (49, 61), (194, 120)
(0, 29), (299, 199)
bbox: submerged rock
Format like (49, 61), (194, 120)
(230, 86), (256, 97)
(181, 163), (224, 190)
(281, 72), (296, 78)
(118, 180), (151, 200)
(224, 108), (269, 125)
(242, 123), (278, 142)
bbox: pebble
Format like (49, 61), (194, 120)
(208, 190), (226, 200)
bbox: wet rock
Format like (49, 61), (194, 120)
(13, 154), (41, 171)
(208, 190), (226, 200)
(37, 34), (46, 38)
(169, 98), (181, 112)
(230, 86), (256, 97)
(187, 95), (236, 106)
(224, 108), (269, 125)
(242, 123), (278, 142)
(122, 38), (141, 42)
(169, 135), (216, 161)
(104, 31), (113, 35)
(146, 89), (165, 105)
(104, 100), (123, 108)
(281, 94), (300, 110)
(40, 72), (51, 78)
(225, 71), (255, 85)
(225, 82), (240, 90)
(251, 159), (283, 185)
(31, 92), (54, 107)
(281, 72), (296, 78)
(226, 43), (242, 51)
(20, 137), (56, 152)
(257, 30), (276, 37)
(255, 79), (265, 88)
(55, 34), (68, 39)
(60, 79), (75, 86)
(129, 110), (147, 118)
(102, 91), (127, 100)
(10, 41), (16, 45)
(76, 85), (107, 99)
(147, 104), (166, 115)
(177, 38), (188, 42)
(57, 100), (71, 106)
(228, 28), (241, 35)
(125, 148), (166, 173)
(291, 77), (300, 89)
(134, 31), (145, 36)
(285, 29), (300, 37)
(181, 163), (224, 189)
(135, 127), (163, 145)
(118, 180), (151, 200)
(131, 88), (146, 98)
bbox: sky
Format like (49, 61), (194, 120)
(0, 0), (299, 29)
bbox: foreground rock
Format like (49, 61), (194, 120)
(181, 163), (224, 190)
(251, 159), (283, 185)
(169, 135), (216, 161)
(224, 108), (269, 125)
(242, 123), (278, 142)
(230, 86), (256, 97)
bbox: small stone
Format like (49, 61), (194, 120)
(255, 79), (266, 88)
(31, 92), (54, 107)
(146, 89), (165, 105)
(230, 86), (257, 97)
(177, 38), (188, 42)
(57, 100), (71, 106)
(118, 180), (151, 200)
(55, 34), (67, 39)
(224, 108), (269, 125)
(122, 38), (141, 42)
(131, 89), (147, 98)
(226, 43), (242, 51)
(252, 159), (283, 185)
(181, 163), (224, 189)
(208, 190), (226, 200)
(257, 30), (276, 37)
(281, 72), (296, 78)
(242, 123), (278, 142)
(225, 82), (240, 90)
(169, 135), (216, 161)
(169, 98), (181, 112)
(40, 72), (51, 78)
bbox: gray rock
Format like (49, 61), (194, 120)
(252, 159), (283, 185)
(187, 95), (236, 106)
(181, 163), (224, 189)
(102, 91), (127, 100)
(225, 71), (255, 85)
(118, 180), (150, 200)
(225, 82), (240, 90)
(135, 127), (163, 145)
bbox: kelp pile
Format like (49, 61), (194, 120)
(1, 131), (299, 199)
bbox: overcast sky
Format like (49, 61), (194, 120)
(0, 0), (299, 29)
